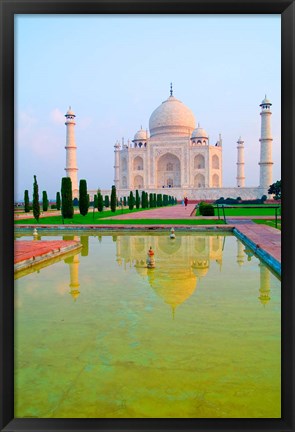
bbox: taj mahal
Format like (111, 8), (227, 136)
(64, 85), (274, 200)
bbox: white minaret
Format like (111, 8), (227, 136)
(114, 141), (120, 189)
(236, 136), (245, 187)
(259, 96), (273, 189)
(65, 107), (78, 197)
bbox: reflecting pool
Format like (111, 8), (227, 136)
(14, 232), (281, 418)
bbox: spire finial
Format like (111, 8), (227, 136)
(170, 82), (173, 97)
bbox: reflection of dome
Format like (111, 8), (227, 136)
(149, 95), (196, 137)
(133, 127), (148, 141)
(148, 268), (197, 310)
(191, 124), (208, 139)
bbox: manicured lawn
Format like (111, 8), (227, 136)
(253, 219), (281, 230)
(196, 205), (281, 217)
(15, 208), (149, 224)
(15, 214), (224, 225)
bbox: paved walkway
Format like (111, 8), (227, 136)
(105, 204), (197, 219)
(14, 240), (81, 268)
(232, 223), (281, 264)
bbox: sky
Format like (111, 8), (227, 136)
(15, 14), (281, 201)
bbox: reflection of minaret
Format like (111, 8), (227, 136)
(236, 239), (244, 267)
(69, 254), (80, 301)
(258, 262), (271, 305)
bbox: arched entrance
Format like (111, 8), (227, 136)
(157, 153), (181, 188)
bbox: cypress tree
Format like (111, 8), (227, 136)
(104, 195), (110, 208)
(24, 190), (30, 212)
(157, 194), (163, 207)
(123, 196), (127, 206)
(97, 191), (104, 212)
(42, 191), (49, 211)
(61, 177), (73, 219)
(56, 192), (61, 210)
(145, 191), (148, 208)
(33, 175), (40, 222)
(149, 193), (153, 208)
(93, 194), (98, 209)
(79, 179), (88, 216)
(135, 189), (140, 209)
(141, 191), (145, 208)
(129, 191), (134, 210)
(111, 185), (117, 212)
(153, 193), (157, 207)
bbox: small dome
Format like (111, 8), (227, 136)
(133, 127), (148, 141)
(191, 124), (208, 139)
(260, 95), (272, 106)
(149, 95), (196, 137)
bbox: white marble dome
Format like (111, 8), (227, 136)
(149, 95), (196, 137)
(133, 127), (148, 141)
(191, 124), (208, 139)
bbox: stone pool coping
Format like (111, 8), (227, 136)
(15, 223), (281, 278)
(14, 240), (82, 273)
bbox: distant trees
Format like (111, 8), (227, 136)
(141, 191), (148, 208)
(79, 179), (89, 216)
(104, 195), (110, 208)
(61, 177), (73, 218)
(24, 190), (30, 212)
(157, 193), (163, 207)
(97, 190), (104, 212)
(33, 175), (40, 222)
(268, 180), (281, 200)
(111, 185), (117, 212)
(93, 194), (98, 209)
(42, 191), (48, 212)
(129, 191), (134, 210)
(135, 189), (140, 209)
(56, 192), (61, 210)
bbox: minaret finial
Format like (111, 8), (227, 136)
(170, 82), (173, 97)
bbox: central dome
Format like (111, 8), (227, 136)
(149, 95), (196, 138)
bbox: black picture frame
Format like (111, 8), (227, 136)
(1, 1), (294, 431)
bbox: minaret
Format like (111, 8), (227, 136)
(259, 96), (273, 189)
(114, 141), (120, 189)
(236, 136), (245, 187)
(65, 107), (78, 197)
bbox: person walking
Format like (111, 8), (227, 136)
(184, 197), (188, 207)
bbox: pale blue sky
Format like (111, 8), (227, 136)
(15, 14), (281, 200)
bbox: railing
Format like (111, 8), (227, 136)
(215, 205), (281, 228)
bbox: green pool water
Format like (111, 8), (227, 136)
(14, 232), (281, 418)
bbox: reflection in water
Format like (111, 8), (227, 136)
(57, 233), (274, 308)
(14, 233), (280, 418)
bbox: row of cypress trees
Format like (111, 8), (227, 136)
(125, 190), (177, 210)
(25, 177), (176, 222)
